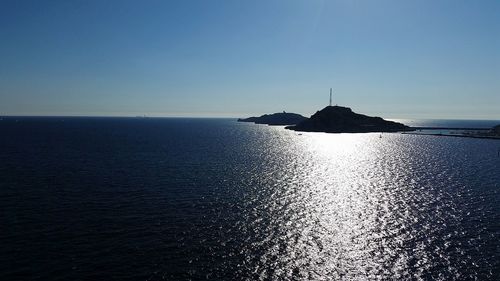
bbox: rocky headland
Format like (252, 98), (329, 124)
(238, 112), (307, 126)
(286, 106), (413, 133)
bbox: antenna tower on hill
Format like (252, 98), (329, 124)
(329, 88), (332, 106)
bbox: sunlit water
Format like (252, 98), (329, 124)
(1, 118), (499, 280)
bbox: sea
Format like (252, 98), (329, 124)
(1, 117), (499, 280)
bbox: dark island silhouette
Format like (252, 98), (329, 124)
(238, 111), (307, 126)
(285, 106), (413, 133)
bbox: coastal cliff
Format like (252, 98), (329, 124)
(238, 112), (307, 126)
(286, 106), (412, 133)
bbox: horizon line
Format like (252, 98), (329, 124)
(1, 114), (500, 121)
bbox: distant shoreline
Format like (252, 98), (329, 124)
(402, 132), (500, 140)
(410, 127), (491, 131)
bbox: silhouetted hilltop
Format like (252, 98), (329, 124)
(286, 106), (412, 133)
(238, 112), (307, 126)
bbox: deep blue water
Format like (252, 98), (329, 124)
(0, 117), (499, 280)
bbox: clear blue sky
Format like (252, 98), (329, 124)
(1, 0), (498, 119)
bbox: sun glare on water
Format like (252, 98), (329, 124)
(233, 128), (471, 280)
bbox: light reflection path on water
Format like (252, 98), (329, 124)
(230, 126), (497, 280)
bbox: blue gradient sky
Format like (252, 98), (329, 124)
(1, 0), (498, 119)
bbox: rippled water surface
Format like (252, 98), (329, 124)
(1, 118), (499, 280)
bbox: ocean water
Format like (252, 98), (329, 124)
(0, 117), (499, 280)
